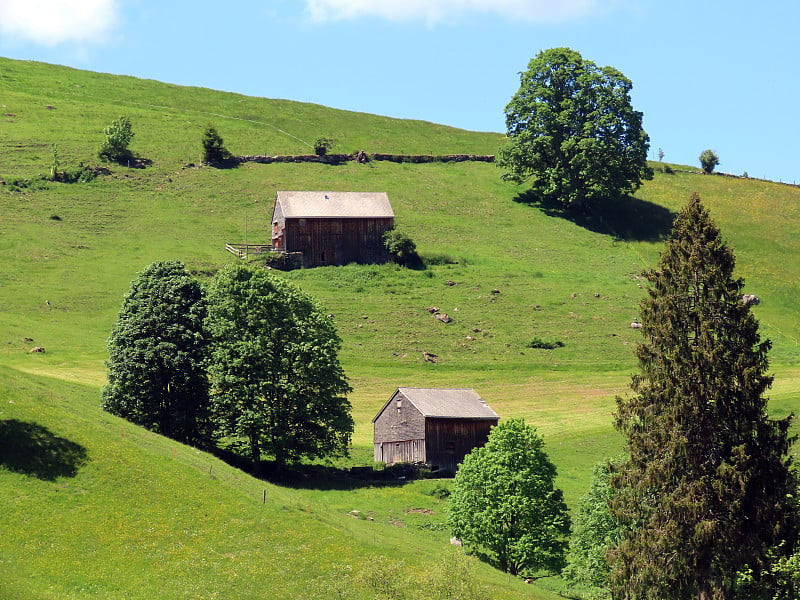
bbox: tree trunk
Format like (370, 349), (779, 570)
(696, 558), (714, 600)
(249, 432), (261, 472)
(498, 546), (508, 574)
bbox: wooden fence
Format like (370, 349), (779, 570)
(225, 243), (273, 259)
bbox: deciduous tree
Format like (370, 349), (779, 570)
(610, 194), (798, 600)
(498, 47), (652, 210)
(313, 137), (334, 156)
(99, 115), (134, 162)
(102, 261), (210, 445)
(448, 418), (570, 576)
(563, 459), (622, 591)
(699, 148), (720, 174)
(205, 264), (353, 468)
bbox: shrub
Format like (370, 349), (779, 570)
(45, 145), (101, 183)
(526, 337), (565, 349)
(6, 176), (49, 192)
(260, 252), (299, 271)
(384, 229), (416, 256)
(383, 230), (422, 268)
(99, 116), (134, 162)
(313, 137), (334, 156)
(52, 163), (100, 184)
(699, 149), (720, 174)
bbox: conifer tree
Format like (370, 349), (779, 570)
(201, 124), (232, 164)
(610, 194), (797, 600)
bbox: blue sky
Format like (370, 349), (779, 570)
(1, 0), (798, 183)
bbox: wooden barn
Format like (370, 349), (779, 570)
(271, 191), (395, 267)
(372, 388), (500, 475)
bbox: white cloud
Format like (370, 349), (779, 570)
(305, 0), (606, 24)
(0, 0), (118, 46)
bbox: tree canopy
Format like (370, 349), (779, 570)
(102, 260), (210, 445)
(498, 47), (652, 209)
(448, 418), (571, 576)
(205, 264), (353, 468)
(610, 194), (798, 599)
(201, 124), (233, 164)
(99, 115), (135, 162)
(563, 459), (622, 591)
(699, 148), (720, 174)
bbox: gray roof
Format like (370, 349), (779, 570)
(374, 388), (499, 421)
(275, 191), (394, 219)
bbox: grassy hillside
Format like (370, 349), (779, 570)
(0, 366), (550, 600)
(2, 57), (799, 599)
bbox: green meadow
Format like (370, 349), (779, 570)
(1, 56), (799, 598)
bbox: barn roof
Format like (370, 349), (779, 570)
(275, 191), (394, 219)
(373, 388), (500, 422)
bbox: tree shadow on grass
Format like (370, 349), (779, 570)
(211, 447), (418, 490)
(0, 419), (89, 480)
(514, 190), (675, 242)
(205, 157), (240, 169)
(101, 150), (153, 170)
(260, 463), (414, 491)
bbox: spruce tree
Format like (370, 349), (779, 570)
(610, 194), (797, 600)
(201, 124), (232, 164)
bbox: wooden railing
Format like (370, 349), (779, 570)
(225, 243), (274, 258)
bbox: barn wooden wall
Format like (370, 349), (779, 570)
(374, 439), (425, 465)
(284, 217), (393, 267)
(424, 418), (496, 474)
